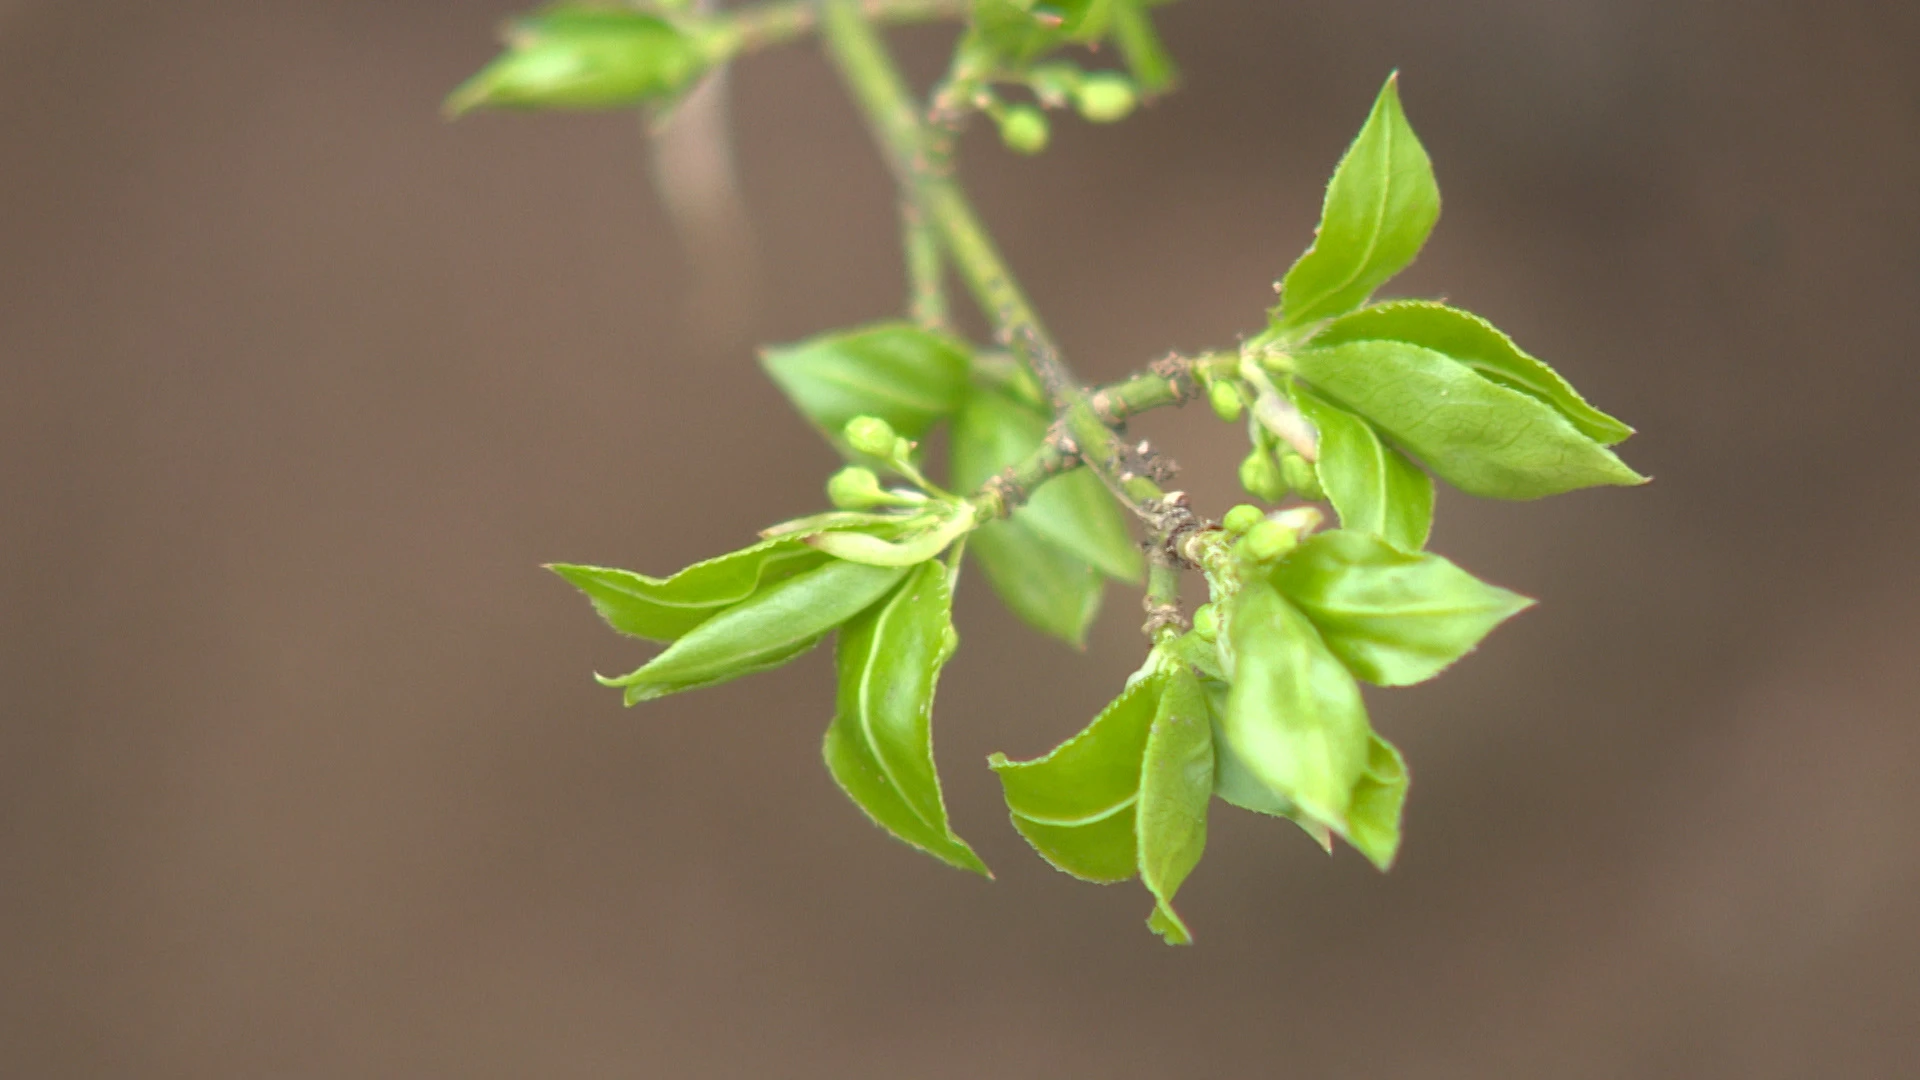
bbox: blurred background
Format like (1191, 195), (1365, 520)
(4, 1), (1917, 1076)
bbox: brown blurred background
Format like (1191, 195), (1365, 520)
(4, 1), (1918, 1076)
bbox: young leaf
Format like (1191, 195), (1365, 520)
(1110, 0), (1177, 94)
(1221, 581), (1372, 832)
(951, 388), (1143, 582)
(1313, 300), (1633, 445)
(1292, 385), (1434, 551)
(1272, 74), (1439, 333)
(1138, 667), (1213, 945)
(549, 538), (829, 643)
(1270, 530), (1533, 687)
(446, 9), (712, 115)
(597, 559), (907, 703)
(989, 672), (1165, 883)
(1203, 681), (1334, 851)
(824, 561), (989, 876)
(760, 322), (973, 445)
(1345, 733), (1409, 871)
(1289, 340), (1647, 499)
(967, 518), (1104, 646)
(969, 0), (1114, 64)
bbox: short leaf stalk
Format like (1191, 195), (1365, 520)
(454, 0), (1646, 945)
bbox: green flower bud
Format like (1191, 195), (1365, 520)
(1279, 449), (1320, 499)
(1208, 380), (1245, 423)
(1238, 446), (1287, 503)
(997, 105), (1051, 155)
(1191, 603), (1219, 642)
(1241, 519), (1298, 563)
(1221, 504), (1264, 535)
(1073, 73), (1138, 123)
(843, 415), (900, 458)
(827, 466), (886, 510)
(446, 11), (710, 116)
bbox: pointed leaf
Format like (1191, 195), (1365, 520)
(1111, 0), (1177, 94)
(824, 561), (988, 875)
(446, 9), (710, 115)
(1138, 667), (1213, 945)
(1314, 300), (1633, 445)
(1221, 581), (1372, 832)
(1290, 340), (1647, 499)
(989, 673), (1164, 883)
(951, 388), (1142, 582)
(1292, 386), (1433, 551)
(760, 322), (973, 445)
(1345, 733), (1409, 871)
(1273, 74), (1439, 332)
(549, 538), (829, 643)
(967, 518), (1104, 646)
(598, 559), (907, 703)
(1270, 530), (1533, 687)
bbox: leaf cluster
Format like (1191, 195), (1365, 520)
(450, 1), (1645, 944)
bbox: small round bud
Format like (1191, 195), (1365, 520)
(1242, 519), (1298, 563)
(1238, 447), (1287, 503)
(843, 415), (899, 458)
(1279, 449), (1319, 497)
(1073, 73), (1137, 123)
(997, 105), (1051, 155)
(1208, 380), (1245, 423)
(826, 466), (885, 509)
(1191, 603), (1219, 642)
(1221, 504), (1264, 535)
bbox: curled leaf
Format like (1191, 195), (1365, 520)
(825, 561), (988, 875)
(597, 559), (907, 703)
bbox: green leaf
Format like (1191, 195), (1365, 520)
(1221, 581), (1371, 833)
(549, 538), (829, 643)
(1289, 340), (1647, 499)
(1272, 74), (1439, 332)
(1270, 530), (1533, 687)
(1313, 301), (1633, 445)
(1345, 733), (1409, 871)
(1204, 680), (1333, 851)
(951, 388), (1142, 582)
(824, 561), (988, 876)
(597, 559), (907, 703)
(446, 9), (711, 115)
(803, 508), (976, 567)
(1138, 667), (1212, 944)
(969, 0), (1114, 63)
(989, 672), (1164, 883)
(1292, 385), (1433, 551)
(760, 322), (973, 446)
(1110, 0), (1177, 94)
(967, 518), (1104, 646)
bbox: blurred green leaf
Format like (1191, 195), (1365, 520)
(446, 7), (711, 115)
(825, 560), (988, 875)
(951, 388), (1143, 582)
(761, 322), (974, 447)
(989, 672), (1164, 883)
(597, 559), (906, 703)
(1272, 74), (1439, 333)
(1293, 385), (1433, 551)
(1109, 0), (1177, 94)
(1290, 340), (1647, 499)
(1314, 301), (1633, 445)
(1138, 667), (1212, 944)
(967, 518), (1104, 646)
(1270, 529), (1532, 687)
